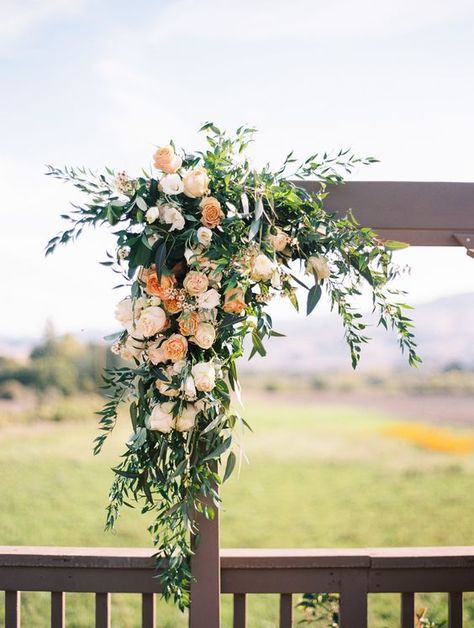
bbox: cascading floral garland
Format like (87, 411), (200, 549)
(46, 123), (420, 609)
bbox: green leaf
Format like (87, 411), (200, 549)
(135, 196), (148, 212)
(223, 451), (236, 482)
(248, 218), (260, 241)
(203, 437), (232, 462)
(384, 240), (410, 250)
(154, 240), (167, 279)
(307, 284), (322, 315)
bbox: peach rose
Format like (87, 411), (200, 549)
(162, 291), (185, 314)
(200, 196), (223, 229)
(192, 322), (216, 349)
(182, 167), (209, 198)
(183, 270), (209, 296)
(178, 311), (200, 336)
(162, 333), (188, 362)
(268, 229), (290, 252)
(153, 145), (182, 174)
(145, 271), (176, 299)
(223, 287), (246, 314)
(306, 256), (330, 280)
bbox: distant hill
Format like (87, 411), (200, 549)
(241, 292), (474, 373)
(1, 293), (472, 372)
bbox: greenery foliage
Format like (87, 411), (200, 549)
(46, 123), (419, 608)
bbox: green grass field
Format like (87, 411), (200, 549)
(1, 394), (474, 626)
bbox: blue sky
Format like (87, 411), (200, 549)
(1, 0), (473, 338)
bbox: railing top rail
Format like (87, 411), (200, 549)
(296, 180), (474, 246)
(1, 546), (474, 569)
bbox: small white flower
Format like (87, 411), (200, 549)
(146, 206), (160, 224)
(197, 226), (213, 247)
(197, 288), (220, 309)
(159, 173), (184, 195)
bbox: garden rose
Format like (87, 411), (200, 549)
(155, 373), (179, 397)
(197, 226), (212, 246)
(223, 287), (246, 314)
(250, 254), (276, 281)
(120, 335), (144, 361)
(149, 403), (174, 433)
(200, 196), (223, 228)
(153, 145), (182, 174)
(161, 204), (185, 231)
(183, 270), (209, 296)
(159, 173), (184, 195)
(136, 306), (167, 337)
(162, 334), (188, 362)
(145, 272), (176, 299)
(197, 288), (220, 309)
(162, 292), (184, 314)
(182, 167), (209, 198)
(192, 362), (216, 392)
(192, 322), (216, 349)
(147, 341), (166, 365)
(175, 405), (197, 432)
(178, 311), (200, 337)
(268, 229), (290, 252)
(306, 255), (330, 280)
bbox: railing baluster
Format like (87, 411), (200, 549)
(51, 591), (65, 628)
(339, 571), (368, 628)
(95, 592), (111, 628)
(5, 590), (21, 628)
(233, 593), (247, 628)
(141, 593), (155, 628)
(400, 592), (415, 628)
(279, 593), (292, 628)
(448, 592), (463, 628)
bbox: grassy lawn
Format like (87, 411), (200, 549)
(0, 394), (473, 626)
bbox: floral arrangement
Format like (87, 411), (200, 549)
(46, 123), (419, 609)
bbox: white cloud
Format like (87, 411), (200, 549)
(0, 0), (85, 48)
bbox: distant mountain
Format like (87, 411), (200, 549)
(240, 292), (474, 373)
(1, 293), (472, 372)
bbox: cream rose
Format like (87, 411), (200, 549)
(147, 341), (166, 365)
(145, 206), (160, 224)
(115, 297), (134, 328)
(250, 254), (276, 282)
(161, 204), (185, 231)
(175, 405), (198, 432)
(197, 288), (220, 309)
(191, 362), (216, 392)
(197, 226), (213, 246)
(148, 402), (175, 433)
(119, 335), (144, 361)
(153, 145), (182, 174)
(183, 167), (209, 198)
(159, 173), (184, 195)
(162, 334), (188, 362)
(192, 322), (216, 349)
(306, 256), (330, 280)
(135, 306), (167, 338)
(183, 271), (209, 296)
(155, 375), (179, 398)
(268, 229), (290, 252)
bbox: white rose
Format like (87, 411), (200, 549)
(172, 360), (187, 375)
(161, 204), (185, 231)
(197, 288), (220, 310)
(183, 375), (197, 400)
(191, 362), (216, 392)
(197, 226), (212, 247)
(192, 322), (216, 349)
(145, 206), (160, 224)
(115, 297), (134, 328)
(135, 306), (167, 337)
(148, 402), (175, 433)
(175, 405), (198, 432)
(306, 256), (330, 280)
(250, 254), (276, 282)
(159, 173), (184, 195)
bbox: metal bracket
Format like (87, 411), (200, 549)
(454, 233), (474, 258)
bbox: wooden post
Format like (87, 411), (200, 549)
(189, 490), (221, 628)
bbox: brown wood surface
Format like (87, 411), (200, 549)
(298, 181), (474, 246)
(51, 591), (65, 628)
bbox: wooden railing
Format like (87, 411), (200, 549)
(1, 546), (474, 627)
